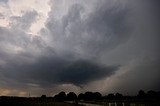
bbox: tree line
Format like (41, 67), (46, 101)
(49, 90), (160, 101)
(0, 90), (160, 103)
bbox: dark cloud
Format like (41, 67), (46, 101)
(83, 3), (131, 53)
(46, 2), (132, 58)
(0, 53), (119, 87)
(54, 60), (118, 85)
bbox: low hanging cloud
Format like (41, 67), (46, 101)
(1, 54), (119, 87)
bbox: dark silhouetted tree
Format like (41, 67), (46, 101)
(93, 92), (102, 100)
(84, 92), (93, 100)
(66, 92), (77, 101)
(41, 95), (46, 99)
(115, 93), (123, 99)
(83, 92), (102, 101)
(147, 90), (157, 98)
(78, 93), (85, 101)
(137, 90), (146, 98)
(107, 93), (115, 100)
(54, 91), (66, 101)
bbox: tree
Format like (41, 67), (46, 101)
(84, 92), (93, 100)
(93, 92), (102, 100)
(83, 92), (102, 101)
(107, 93), (115, 100)
(54, 91), (66, 101)
(66, 92), (77, 101)
(115, 93), (123, 99)
(147, 90), (156, 98)
(137, 90), (146, 98)
(78, 93), (85, 101)
(41, 95), (46, 99)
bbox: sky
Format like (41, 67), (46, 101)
(0, 0), (160, 97)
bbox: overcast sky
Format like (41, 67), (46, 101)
(0, 0), (160, 97)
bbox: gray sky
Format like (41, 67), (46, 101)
(0, 0), (160, 96)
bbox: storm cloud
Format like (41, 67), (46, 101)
(0, 0), (125, 86)
(1, 55), (118, 86)
(46, 1), (131, 58)
(0, 0), (160, 96)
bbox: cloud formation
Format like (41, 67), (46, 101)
(46, 1), (131, 58)
(10, 10), (38, 30)
(0, 0), (160, 96)
(0, 0), (8, 3)
(1, 55), (119, 86)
